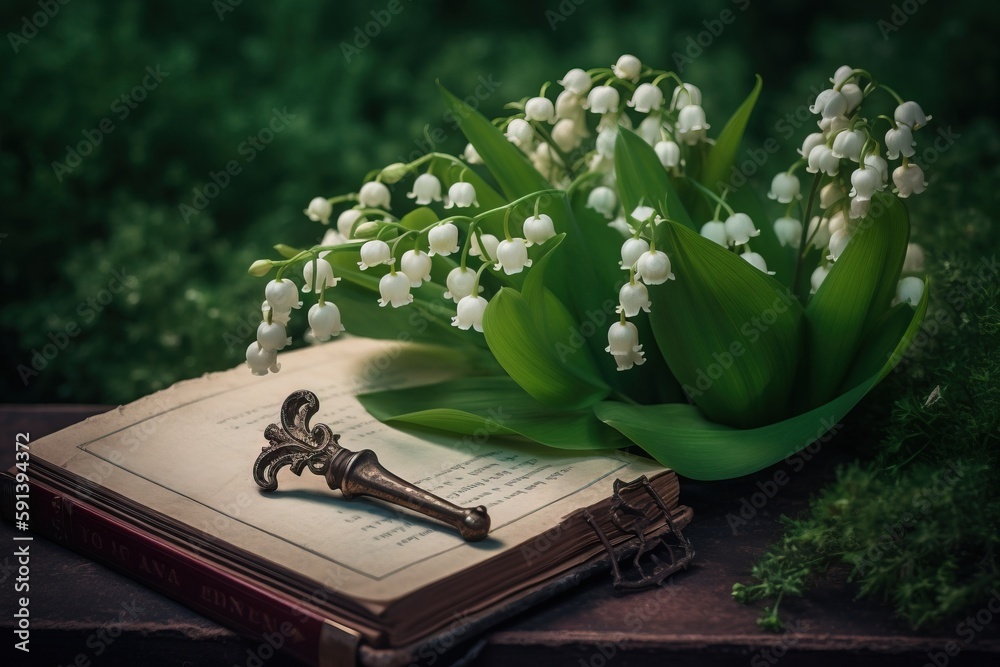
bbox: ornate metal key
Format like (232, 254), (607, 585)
(252, 390), (491, 541)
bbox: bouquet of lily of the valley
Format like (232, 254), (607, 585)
(245, 55), (930, 480)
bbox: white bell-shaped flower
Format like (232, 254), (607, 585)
(558, 68), (592, 95)
(523, 214), (556, 246)
(630, 206), (656, 225)
(428, 223), (460, 256)
(806, 145), (840, 176)
(265, 279), (301, 312)
(670, 83), (702, 109)
(261, 300), (290, 325)
(608, 216), (631, 237)
(827, 228), (851, 261)
(827, 210), (848, 235)
(400, 249), (433, 287)
(768, 173), (800, 203)
(469, 232), (499, 260)
(358, 181), (391, 210)
(894, 276), (924, 306)
(613, 54), (642, 81)
(308, 302), (345, 341)
(378, 272), (413, 308)
(337, 209), (363, 238)
(505, 118), (534, 148)
(798, 132), (826, 158)
(358, 239), (392, 270)
(676, 105), (709, 145)
(637, 116), (661, 145)
(893, 163), (927, 198)
(903, 242), (926, 273)
(302, 258), (340, 293)
(555, 90), (583, 121)
(810, 264), (831, 294)
(850, 198), (870, 220)
(628, 83), (663, 113)
(654, 140), (681, 169)
(831, 129), (865, 162)
(495, 238), (533, 275)
(406, 173), (443, 205)
(840, 83), (864, 112)
(304, 197), (332, 224)
(444, 267), (481, 304)
(894, 101), (932, 130)
(700, 220), (727, 246)
(810, 89), (848, 119)
(617, 281), (651, 317)
(849, 165), (883, 202)
(256, 320), (290, 351)
(808, 216), (831, 249)
(864, 153), (889, 183)
(830, 65), (855, 86)
(585, 86), (620, 114)
(885, 125), (916, 160)
(586, 186), (618, 219)
(596, 128), (617, 159)
(742, 250), (775, 275)
(773, 217), (803, 248)
(246, 342), (279, 376)
(525, 96), (555, 122)
(463, 143), (483, 164)
(318, 227), (348, 254)
(619, 237), (650, 269)
(636, 249), (674, 284)
(452, 295), (489, 332)
(605, 321), (645, 371)
(445, 182), (478, 209)
(552, 118), (583, 153)
(724, 213), (760, 246)
(820, 181), (845, 210)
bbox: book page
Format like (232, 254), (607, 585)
(31, 336), (666, 605)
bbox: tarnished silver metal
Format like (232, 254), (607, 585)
(252, 389), (491, 541)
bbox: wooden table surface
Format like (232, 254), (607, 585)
(1, 405), (997, 666)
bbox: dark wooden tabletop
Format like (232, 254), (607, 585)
(1, 406), (997, 666)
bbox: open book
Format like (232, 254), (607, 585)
(10, 337), (692, 666)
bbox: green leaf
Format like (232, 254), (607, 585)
(800, 192), (909, 408)
(701, 75), (763, 193)
(398, 206), (439, 232)
(359, 376), (626, 450)
(614, 127), (694, 229)
(648, 221), (804, 428)
(483, 287), (609, 410)
(438, 83), (549, 199)
(595, 283), (928, 480)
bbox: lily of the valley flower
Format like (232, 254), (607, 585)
(806, 145), (840, 176)
(892, 163), (927, 198)
(605, 321), (645, 371)
(523, 214), (556, 246)
(428, 222), (460, 256)
(358, 181), (391, 210)
(810, 89), (848, 119)
(245, 342), (279, 376)
(505, 118), (534, 148)
(864, 153), (889, 184)
(700, 220), (727, 246)
(894, 101), (932, 130)
(585, 86), (620, 114)
(807, 216), (831, 249)
(885, 125), (916, 159)
(552, 118), (583, 153)
(469, 232), (499, 260)
(798, 132), (825, 158)
(495, 238), (533, 274)
(636, 249), (675, 284)
(619, 237), (650, 269)
(849, 198), (870, 219)
(767, 172), (801, 203)
(463, 143), (483, 164)
(628, 83), (663, 113)
(655, 140), (681, 169)
(525, 96), (555, 122)
(831, 129), (865, 162)
(830, 65), (855, 86)
(827, 228), (851, 261)
(452, 295), (488, 332)
(894, 276), (925, 306)
(637, 116), (661, 145)
(841, 83), (863, 112)
(772, 217), (803, 247)
(445, 182), (479, 209)
(308, 302), (345, 341)
(558, 68), (592, 95)
(819, 181), (845, 209)
(337, 209), (363, 238)
(849, 165), (883, 203)
(724, 213), (760, 246)
(586, 186), (618, 218)
(304, 197), (331, 224)
(741, 250), (775, 275)
(810, 264), (831, 294)
(302, 257), (341, 292)
(262, 300), (290, 325)
(400, 249), (433, 287)
(676, 105), (709, 145)
(903, 243), (926, 273)
(407, 173), (443, 205)
(444, 266), (481, 304)
(612, 54), (642, 81)
(265, 279), (301, 312)
(358, 239), (392, 270)
(670, 83), (702, 109)
(617, 281), (651, 317)
(378, 272), (413, 308)
(256, 320), (290, 351)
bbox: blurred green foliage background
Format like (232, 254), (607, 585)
(1, 0), (997, 404)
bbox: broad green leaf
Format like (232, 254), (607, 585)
(398, 206), (439, 232)
(596, 285), (928, 480)
(800, 192), (909, 408)
(438, 83), (549, 199)
(483, 287), (609, 410)
(615, 127), (695, 229)
(648, 221), (803, 428)
(700, 75), (763, 193)
(359, 376), (626, 450)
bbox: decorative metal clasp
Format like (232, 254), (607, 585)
(252, 390), (491, 542)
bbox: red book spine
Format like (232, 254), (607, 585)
(13, 475), (355, 667)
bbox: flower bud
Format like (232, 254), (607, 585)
(248, 259), (274, 277)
